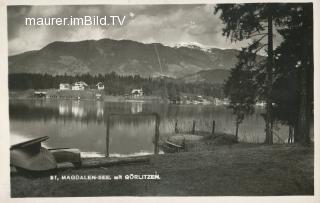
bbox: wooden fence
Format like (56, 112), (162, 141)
(105, 113), (160, 157)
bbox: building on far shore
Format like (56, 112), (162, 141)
(34, 91), (47, 98)
(131, 88), (143, 98)
(96, 82), (105, 90)
(212, 98), (230, 106)
(255, 101), (266, 107)
(59, 83), (70, 90)
(72, 81), (88, 91)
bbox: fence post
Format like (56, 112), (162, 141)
(182, 138), (186, 152)
(212, 120), (216, 135)
(175, 120), (179, 133)
(105, 115), (110, 157)
(192, 120), (196, 134)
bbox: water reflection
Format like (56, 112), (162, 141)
(59, 101), (69, 115)
(131, 102), (143, 114)
(71, 101), (85, 118)
(96, 101), (104, 117)
(9, 99), (291, 156)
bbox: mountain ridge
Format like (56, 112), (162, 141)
(9, 38), (253, 83)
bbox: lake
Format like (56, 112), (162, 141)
(9, 99), (290, 157)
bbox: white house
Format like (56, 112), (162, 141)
(96, 82), (105, 90)
(59, 83), (70, 90)
(72, 81), (88, 91)
(131, 88), (143, 97)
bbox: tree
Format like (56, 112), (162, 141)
(215, 3), (313, 144)
(272, 3), (313, 144)
(215, 4), (276, 144)
(224, 50), (257, 141)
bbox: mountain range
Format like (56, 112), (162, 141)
(8, 38), (258, 84)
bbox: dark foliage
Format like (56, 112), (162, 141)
(224, 50), (258, 139)
(8, 73), (224, 98)
(215, 3), (313, 144)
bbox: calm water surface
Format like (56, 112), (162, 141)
(9, 99), (289, 157)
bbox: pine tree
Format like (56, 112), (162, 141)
(215, 3), (313, 144)
(224, 50), (257, 140)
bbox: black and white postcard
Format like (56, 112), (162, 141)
(0, 0), (319, 202)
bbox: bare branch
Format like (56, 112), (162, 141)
(255, 35), (268, 43)
(254, 44), (268, 54)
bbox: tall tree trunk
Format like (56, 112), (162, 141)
(294, 119), (299, 143)
(298, 64), (309, 144)
(297, 6), (312, 145)
(265, 10), (274, 144)
(288, 125), (293, 143)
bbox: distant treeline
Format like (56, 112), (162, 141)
(9, 73), (224, 98)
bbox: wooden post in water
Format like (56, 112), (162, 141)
(105, 115), (110, 157)
(175, 120), (179, 133)
(192, 120), (196, 134)
(212, 120), (216, 135)
(154, 113), (160, 155)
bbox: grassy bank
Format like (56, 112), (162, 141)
(11, 143), (313, 197)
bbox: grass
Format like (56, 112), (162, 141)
(11, 143), (314, 197)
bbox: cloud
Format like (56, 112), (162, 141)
(8, 4), (250, 55)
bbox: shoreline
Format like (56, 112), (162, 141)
(9, 90), (268, 107)
(9, 89), (164, 103)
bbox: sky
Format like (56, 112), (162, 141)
(7, 4), (256, 55)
